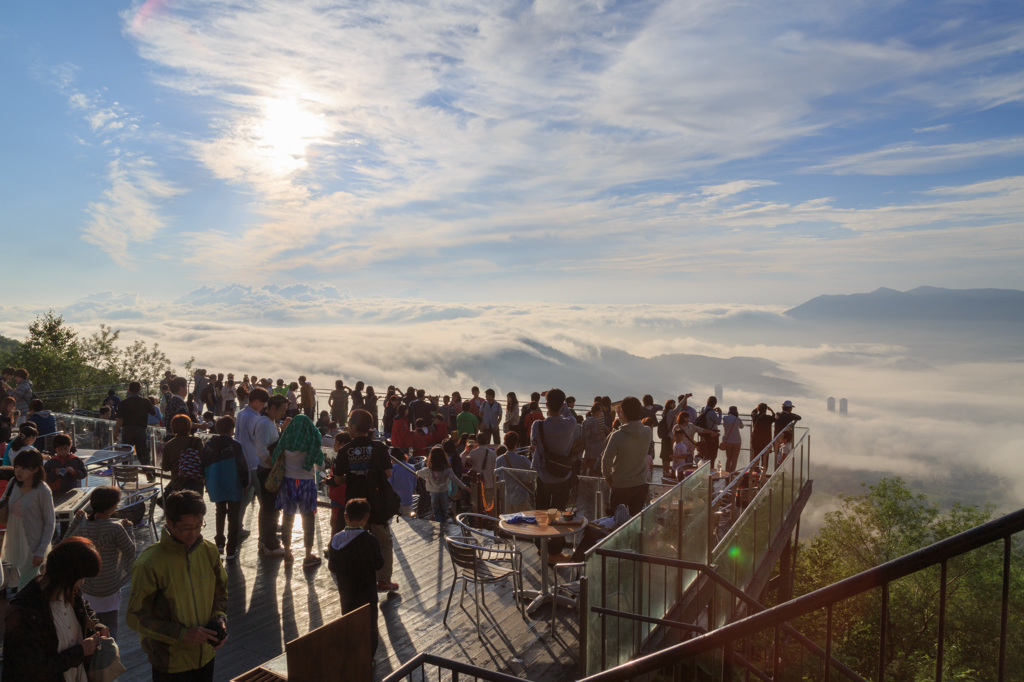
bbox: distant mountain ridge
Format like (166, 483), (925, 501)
(786, 286), (1024, 322)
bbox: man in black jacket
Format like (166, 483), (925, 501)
(113, 381), (156, 466)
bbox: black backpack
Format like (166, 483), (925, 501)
(657, 415), (670, 440)
(695, 408), (710, 430)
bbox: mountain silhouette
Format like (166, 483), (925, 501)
(785, 286), (1024, 322)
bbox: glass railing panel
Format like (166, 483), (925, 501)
(576, 475), (610, 520)
(584, 463), (709, 676)
(496, 468), (537, 515)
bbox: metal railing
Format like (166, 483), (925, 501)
(591, 549), (865, 681)
(578, 506), (1024, 681)
(382, 653), (528, 682)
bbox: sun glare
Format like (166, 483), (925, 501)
(252, 96), (328, 177)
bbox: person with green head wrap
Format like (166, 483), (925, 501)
(271, 414), (326, 566)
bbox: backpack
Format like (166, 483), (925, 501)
(695, 408), (709, 430)
(657, 414), (670, 440)
(178, 438), (204, 480)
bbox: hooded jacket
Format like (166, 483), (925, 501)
(27, 410), (57, 438)
(201, 435), (250, 503)
(328, 528), (383, 611)
(600, 420), (653, 489)
(1, 579), (99, 682)
(126, 528), (228, 674)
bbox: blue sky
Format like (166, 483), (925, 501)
(3, 0), (1023, 306)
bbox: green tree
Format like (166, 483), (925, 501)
(792, 478), (1023, 681)
(4, 312), (172, 409)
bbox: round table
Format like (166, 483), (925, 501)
(499, 511), (587, 614)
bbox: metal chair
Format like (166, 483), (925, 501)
(111, 464), (161, 494)
(455, 511), (524, 594)
(115, 487), (161, 544)
(550, 561), (586, 632)
(443, 535), (525, 638)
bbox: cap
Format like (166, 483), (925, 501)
(782, 400), (795, 408)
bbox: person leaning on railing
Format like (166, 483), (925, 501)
(112, 381), (157, 467)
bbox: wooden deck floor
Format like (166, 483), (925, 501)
(2, 499), (582, 682)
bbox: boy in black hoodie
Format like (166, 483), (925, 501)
(328, 497), (384, 656)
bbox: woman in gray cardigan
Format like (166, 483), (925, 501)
(1, 449), (56, 591)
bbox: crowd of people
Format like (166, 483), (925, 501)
(0, 364), (802, 680)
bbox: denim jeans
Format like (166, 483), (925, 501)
(430, 491), (449, 523)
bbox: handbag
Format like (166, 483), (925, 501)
(264, 450), (286, 494)
(87, 637), (126, 682)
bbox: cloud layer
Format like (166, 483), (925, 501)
(2, 285), (1022, 529)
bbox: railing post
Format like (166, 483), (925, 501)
(707, 475), (714, 565)
(998, 535), (1010, 682)
(601, 553), (608, 670)
(580, 575), (589, 675)
(772, 625), (782, 679)
(824, 604), (833, 682)
(936, 560), (946, 682)
(878, 582), (889, 682)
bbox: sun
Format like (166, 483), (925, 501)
(251, 95), (328, 177)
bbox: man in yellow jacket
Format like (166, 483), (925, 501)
(128, 490), (228, 681)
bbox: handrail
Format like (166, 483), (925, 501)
(711, 421), (797, 509)
(593, 548), (866, 681)
(388, 454), (418, 475)
(382, 652), (528, 682)
(580, 506), (1024, 681)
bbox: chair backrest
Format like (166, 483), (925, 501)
(116, 487), (159, 525)
(112, 466), (140, 487)
(455, 512), (500, 538)
(445, 536), (481, 573)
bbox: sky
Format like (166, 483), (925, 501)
(2, 0), (1024, 305)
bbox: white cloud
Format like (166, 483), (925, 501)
(53, 67), (179, 264)
(82, 157), (183, 267)
(111, 0), (1024, 283)
(806, 137), (1024, 175)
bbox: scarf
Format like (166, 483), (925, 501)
(272, 414), (325, 472)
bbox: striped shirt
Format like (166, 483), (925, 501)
(67, 516), (136, 597)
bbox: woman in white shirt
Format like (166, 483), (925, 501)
(270, 415), (325, 567)
(720, 406), (746, 473)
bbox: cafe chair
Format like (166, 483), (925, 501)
(115, 487), (161, 544)
(111, 464), (161, 495)
(455, 512), (522, 573)
(443, 535), (526, 638)
(550, 560), (586, 633)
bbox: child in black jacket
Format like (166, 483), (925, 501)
(328, 498), (384, 656)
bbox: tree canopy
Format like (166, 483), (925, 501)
(793, 478), (1023, 681)
(0, 311), (172, 408)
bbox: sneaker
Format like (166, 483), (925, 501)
(376, 581), (399, 592)
(259, 545), (287, 558)
(239, 528), (252, 539)
(303, 555), (322, 568)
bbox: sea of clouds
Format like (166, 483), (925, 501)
(2, 284), (1021, 533)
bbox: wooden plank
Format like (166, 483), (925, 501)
(286, 605), (373, 681)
